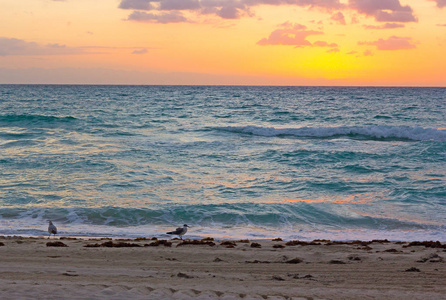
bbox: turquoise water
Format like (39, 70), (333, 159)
(0, 85), (445, 241)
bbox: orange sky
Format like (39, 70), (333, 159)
(0, 0), (445, 86)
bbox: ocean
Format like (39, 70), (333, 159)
(0, 85), (445, 241)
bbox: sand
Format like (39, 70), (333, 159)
(0, 236), (445, 299)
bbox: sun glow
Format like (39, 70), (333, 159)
(0, 0), (445, 85)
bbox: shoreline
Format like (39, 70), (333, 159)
(1, 236), (445, 299)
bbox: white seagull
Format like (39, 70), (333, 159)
(48, 220), (57, 239)
(166, 224), (189, 240)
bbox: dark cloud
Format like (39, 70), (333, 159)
(431, 0), (446, 8)
(118, 0), (346, 21)
(159, 0), (201, 10)
(349, 0), (417, 23)
(117, 0), (420, 26)
(127, 11), (189, 23)
(119, 0), (155, 10)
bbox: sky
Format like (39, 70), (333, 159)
(0, 0), (445, 86)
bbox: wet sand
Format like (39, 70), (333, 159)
(0, 236), (445, 299)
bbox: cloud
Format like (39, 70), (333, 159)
(159, 0), (201, 10)
(363, 49), (373, 56)
(257, 22), (337, 48)
(244, 0), (345, 11)
(313, 41), (338, 47)
(430, 0), (446, 8)
(364, 23), (405, 29)
(118, 0), (422, 25)
(119, 0), (155, 10)
(0, 37), (85, 56)
(127, 11), (189, 23)
(330, 11), (345, 24)
(437, 24), (446, 27)
(257, 22), (322, 46)
(132, 48), (149, 54)
(349, 0), (417, 23)
(326, 48), (339, 53)
(359, 36), (416, 50)
(118, 0), (346, 21)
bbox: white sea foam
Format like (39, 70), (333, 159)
(216, 125), (446, 141)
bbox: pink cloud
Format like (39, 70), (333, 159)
(326, 48), (339, 53)
(313, 41), (338, 47)
(363, 49), (373, 56)
(430, 0), (446, 8)
(331, 11), (346, 25)
(359, 36), (416, 50)
(257, 22), (338, 48)
(132, 48), (148, 54)
(349, 0), (417, 23)
(364, 23), (405, 29)
(0, 37), (86, 56)
(257, 23), (321, 46)
(127, 10), (189, 23)
(244, 0), (345, 11)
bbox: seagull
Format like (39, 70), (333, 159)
(48, 220), (57, 239)
(166, 224), (189, 240)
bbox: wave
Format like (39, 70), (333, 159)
(0, 114), (78, 127)
(214, 125), (446, 141)
(0, 202), (442, 237)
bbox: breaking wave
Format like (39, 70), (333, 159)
(214, 125), (446, 141)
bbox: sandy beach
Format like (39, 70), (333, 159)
(0, 236), (445, 299)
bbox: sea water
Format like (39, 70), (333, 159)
(0, 85), (445, 241)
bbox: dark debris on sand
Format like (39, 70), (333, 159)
(403, 241), (446, 249)
(176, 240), (216, 247)
(405, 267), (421, 272)
(245, 260), (270, 264)
(329, 260), (346, 264)
(176, 272), (194, 279)
(220, 241), (237, 248)
(285, 240), (321, 246)
(285, 258), (303, 264)
(46, 241), (68, 247)
(417, 253), (443, 263)
(144, 240), (172, 247)
(237, 239), (250, 243)
(84, 241), (141, 248)
(250, 242), (261, 248)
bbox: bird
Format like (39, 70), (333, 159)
(166, 224), (189, 240)
(48, 220), (57, 239)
